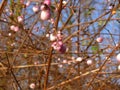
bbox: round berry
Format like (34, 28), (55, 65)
(40, 10), (51, 20)
(17, 16), (23, 23)
(116, 53), (120, 62)
(32, 6), (39, 13)
(96, 37), (103, 43)
(76, 57), (82, 62)
(29, 83), (35, 89)
(87, 60), (92, 65)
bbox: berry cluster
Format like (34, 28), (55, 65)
(32, 0), (51, 20)
(48, 31), (66, 53)
(40, 0), (51, 20)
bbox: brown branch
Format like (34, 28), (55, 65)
(0, 0), (7, 17)
(47, 68), (100, 90)
(54, 0), (63, 31)
(86, 42), (120, 88)
(44, 48), (53, 90)
(6, 53), (22, 90)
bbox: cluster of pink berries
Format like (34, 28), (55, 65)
(10, 15), (24, 32)
(10, 25), (19, 32)
(40, 0), (51, 20)
(48, 31), (66, 53)
(32, 0), (51, 20)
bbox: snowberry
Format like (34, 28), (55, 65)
(25, 1), (31, 7)
(71, 56), (75, 60)
(116, 53), (120, 62)
(50, 18), (55, 24)
(58, 58), (61, 61)
(9, 12), (13, 16)
(34, 61), (39, 65)
(32, 6), (39, 13)
(76, 57), (82, 62)
(44, 0), (51, 6)
(8, 33), (12, 36)
(118, 65), (120, 70)
(87, 60), (92, 65)
(62, 1), (67, 6)
(51, 42), (61, 51)
(96, 37), (103, 43)
(40, 9), (51, 20)
(58, 64), (63, 68)
(10, 25), (15, 30)
(46, 34), (50, 37)
(40, 4), (48, 10)
(10, 25), (19, 32)
(63, 60), (67, 63)
(17, 16), (23, 23)
(116, 43), (119, 47)
(50, 34), (56, 41)
(14, 26), (19, 32)
(29, 83), (35, 89)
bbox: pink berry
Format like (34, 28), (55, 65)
(32, 6), (39, 13)
(96, 37), (103, 43)
(46, 34), (50, 37)
(50, 18), (55, 24)
(17, 16), (23, 23)
(55, 46), (61, 51)
(40, 4), (47, 10)
(87, 60), (92, 65)
(40, 9), (51, 20)
(63, 60), (67, 63)
(59, 45), (66, 53)
(44, 0), (51, 6)
(58, 64), (63, 68)
(116, 53), (120, 62)
(14, 26), (19, 32)
(29, 83), (35, 89)
(25, 1), (31, 7)
(50, 34), (56, 41)
(10, 25), (15, 30)
(58, 41), (63, 45)
(62, 1), (67, 5)
(34, 61), (39, 65)
(8, 33), (12, 36)
(76, 57), (82, 62)
(9, 12), (13, 16)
